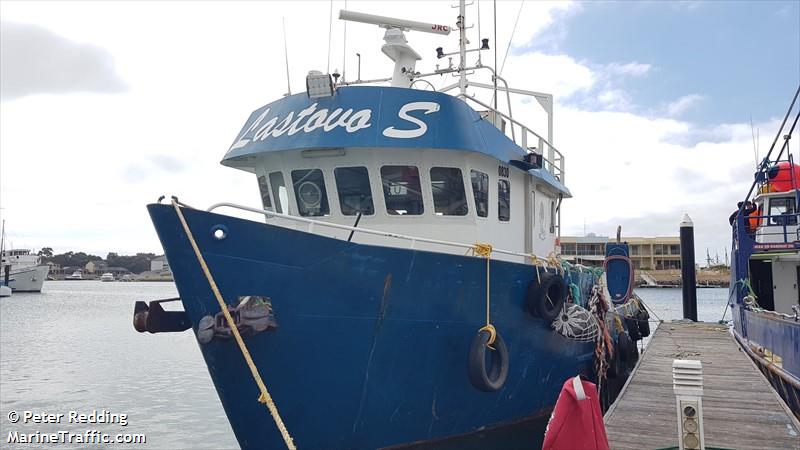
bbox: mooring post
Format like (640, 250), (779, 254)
(680, 214), (697, 321)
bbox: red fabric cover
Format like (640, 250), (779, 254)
(541, 376), (609, 450)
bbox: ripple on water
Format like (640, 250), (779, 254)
(1, 281), (237, 449)
(1, 282), (727, 449)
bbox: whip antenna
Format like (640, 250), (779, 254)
(282, 17), (291, 96)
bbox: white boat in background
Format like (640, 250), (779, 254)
(64, 270), (83, 280)
(1, 249), (49, 292)
(100, 272), (115, 282)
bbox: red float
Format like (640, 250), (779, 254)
(767, 161), (800, 192)
(541, 376), (609, 450)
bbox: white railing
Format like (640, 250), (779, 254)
(463, 94), (565, 184)
(341, 63), (566, 185)
(205, 201), (560, 268)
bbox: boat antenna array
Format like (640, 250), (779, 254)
(339, 10), (452, 88)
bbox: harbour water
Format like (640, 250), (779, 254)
(0, 281), (728, 449)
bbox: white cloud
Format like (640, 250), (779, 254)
(666, 94), (705, 116)
(603, 62), (652, 77)
(500, 52), (596, 99)
(595, 89), (633, 111)
(0, 0), (789, 264)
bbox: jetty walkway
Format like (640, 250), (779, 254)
(604, 321), (800, 449)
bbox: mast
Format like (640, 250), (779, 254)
(0, 220), (5, 269)
(458, 0), (467, 97)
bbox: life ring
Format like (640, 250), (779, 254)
(467, 329), (509, 392)
(526, 272), (567, 324)
(748, 205), (762, 231)
(637, 309), (651, 337)
(625, 316), (642, 341)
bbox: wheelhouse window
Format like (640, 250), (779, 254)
(498, 179), (510, 221)
(334, 166), (374, 215)
(380, 165), (424, 215)
(257, 175), (272, 210)
(291, 169), (330, 217)
(269, 172), (287, 214)
(470, 170), (489, 218)
(430, 167), (468, 216)
(768, 197), (797, 225)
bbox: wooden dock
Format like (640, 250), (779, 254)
(604, 321), (800, 449)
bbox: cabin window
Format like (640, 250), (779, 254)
(498, 179), (510, 221)
(470, 170), (489, 218)
(291, 169), (330, 217)
(257, 175), (272, 209)
(430, 167), (468, 216)
(380, 165), (424, 215)
(334, 166), (374, 215)
(269, 172), (287, 214)
(768, 197), (797, 225)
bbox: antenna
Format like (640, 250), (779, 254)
(327, 0), (333, 74)
(342, 0), (348, 82)
(751, 115), (758, 167)
(282, 17), (292, 96)
(339, 10), (451, 35)
(340, 10), (449, 87)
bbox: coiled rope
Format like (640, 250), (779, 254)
(171, 199), (296, 450)
(471, 243), (497, 347)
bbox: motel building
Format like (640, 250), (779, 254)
(560, 234), (682, 270)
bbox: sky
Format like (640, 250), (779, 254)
(0, 0), (798, 263)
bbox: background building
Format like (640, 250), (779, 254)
(560, 234), (681, 270)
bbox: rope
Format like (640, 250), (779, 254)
(632, 292), (663, 323)
(171, 200), (296, 450)
(472, 243), (496, 346)
(547, 252), (564, 276)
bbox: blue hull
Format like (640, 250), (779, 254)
(148, 204), (603, 449)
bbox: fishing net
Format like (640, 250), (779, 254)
(552, 303), (600, 342)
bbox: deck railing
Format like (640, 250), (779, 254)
(205, 201), (569, 268)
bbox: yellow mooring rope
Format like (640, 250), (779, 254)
(472, 243), (496, 347)
(171, 200), (296, 450)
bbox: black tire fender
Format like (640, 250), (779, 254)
(526, 272), (567, 324)
(467, 329), (509, 392)
(625, 316), (642, 341)
(617, 331), (633, 363)
(605, 346), (620, 379)
(637, 309), (651, 337)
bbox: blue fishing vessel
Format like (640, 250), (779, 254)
(135, 3), (647, 448)
(729, 85), (800, 421)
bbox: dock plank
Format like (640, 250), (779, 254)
(604, 321), (800, 449)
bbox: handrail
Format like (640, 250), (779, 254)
(462, 94), (565, 181)
(339, 63), (558, 166)
(206, 201), (556, 267)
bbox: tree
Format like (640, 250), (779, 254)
(38, 247), (54, 259)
